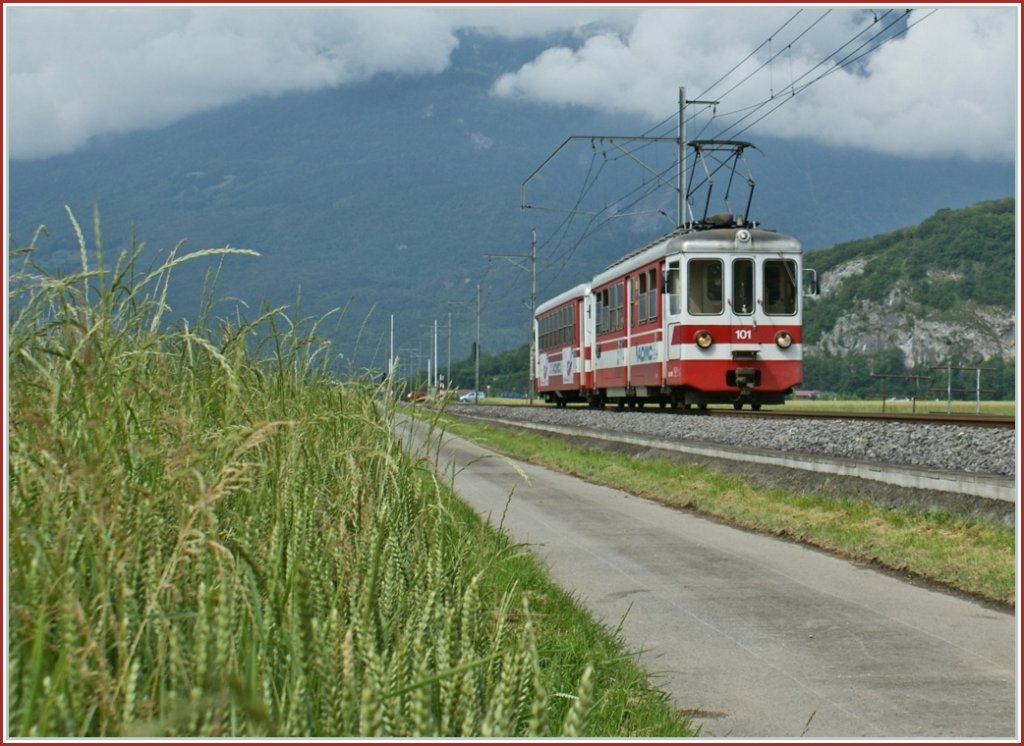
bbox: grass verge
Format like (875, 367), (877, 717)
(435, 414), (1016, 608)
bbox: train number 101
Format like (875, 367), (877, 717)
(734, 328), (753, 341)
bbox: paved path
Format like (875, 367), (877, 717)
(396, 417), (1018, 739)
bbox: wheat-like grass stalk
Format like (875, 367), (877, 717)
(7, 212), (614, 738)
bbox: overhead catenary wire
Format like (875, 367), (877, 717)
(713, 9), (927, 142)
(522, 9), (817, 225)
(441, 9), (937, 375)
(525, 6), (934, 250)
(494, 5), (941, 345)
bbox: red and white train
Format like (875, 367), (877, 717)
(534, 212), (811, 410)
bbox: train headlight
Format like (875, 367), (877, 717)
(775, 330), (793, 349)
(695, 330), (714, 349)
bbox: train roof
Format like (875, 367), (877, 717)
(534, 282), (590, 316)
(535, 216), (801, 311)
(591, 218), (800, 288)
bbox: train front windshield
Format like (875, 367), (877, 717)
(682, 257), (797, 316)
(763, 259), (797, 315)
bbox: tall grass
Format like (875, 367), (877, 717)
(6, 211), (616, 737)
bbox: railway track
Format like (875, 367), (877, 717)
(710, 407), (1016, 429)
(452, 401), (1016, 429)
(441, 402), (1017, 522)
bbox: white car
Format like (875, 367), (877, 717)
(459, 391), (486, 402)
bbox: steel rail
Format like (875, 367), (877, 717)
(452, 402), (1016, 429)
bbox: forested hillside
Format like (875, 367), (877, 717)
(802, 197), (1015, 398)
(804, 198), (1014, 337)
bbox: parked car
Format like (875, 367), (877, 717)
(459, 390), (486, 402)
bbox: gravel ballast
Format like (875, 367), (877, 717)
(448, 404), (1016, 478)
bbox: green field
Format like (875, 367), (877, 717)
(6, 219), (694, 738)
(8, 214), (1014, 736)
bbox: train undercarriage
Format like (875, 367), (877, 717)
(544, 385), (791, 411)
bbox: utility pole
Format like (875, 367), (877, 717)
(418, 324), (437, 393)
(447, 311), (452, 395)
(678, 86), (686, 227)
(486, 229), (536, 402)
(522, 85), (719, 230)
(529, 230), (535, 405)
(433, 319), (439, 395)
(474, 283), (481, 404)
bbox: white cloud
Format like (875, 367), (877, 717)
(6, 6), (459, 159)
(491, 7), (1018, 162)
(4, 5), (1017, 162)
(766, 8), (1018, 161)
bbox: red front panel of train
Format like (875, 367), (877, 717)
(666, 323), (803, 393)
(665, 359), (803, 392)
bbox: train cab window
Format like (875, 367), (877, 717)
(733, 259), (754, 315)
(666, 261), (682, 315)
(763, 259), (797, 315)
(688, 259), (723, 315)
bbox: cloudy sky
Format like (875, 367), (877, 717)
(4, 4), (1019, 163)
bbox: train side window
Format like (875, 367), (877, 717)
(733, 259), (754, 315)
(638, 272), (647, 323)
(688, 259), (723, 314)
(667, 261), (682, 315)
(764, 259), (797, 315)
(611, 282), (623, 332)
(647, 268), (658, 322)
(631, 276), (639, 328)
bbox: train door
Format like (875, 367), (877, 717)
(580, 292), (594, 391)
(589, 288), (602, 397)
(730, 257), (756, 341)
(662, 258), (683, 385)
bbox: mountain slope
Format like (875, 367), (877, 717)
(7, 33), (1016, 372)
(803, 197), (1016, 370)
